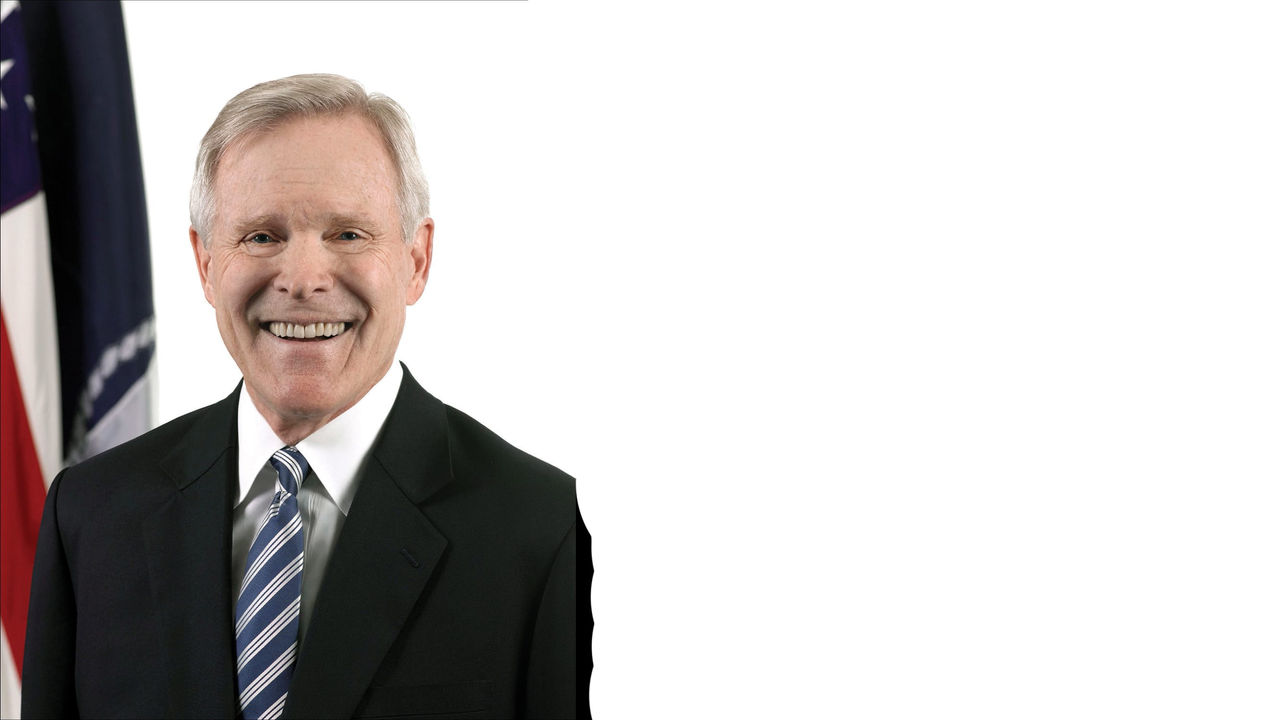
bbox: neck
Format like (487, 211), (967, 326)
(244, 389), (365, 447)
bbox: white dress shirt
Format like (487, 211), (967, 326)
(230, 362), (403, 644)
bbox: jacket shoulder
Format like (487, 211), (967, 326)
(67, 394), (232, 475)
(437, 404), (577, 544)
(370, 367), (577, 540)
(55, 389), (237, 512)
(443, 404), (574, 491)
(71, 404), (206, 469)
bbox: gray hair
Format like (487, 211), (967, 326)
(190, 73), (430, 243)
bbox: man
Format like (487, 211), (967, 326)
(22, 74), (588, 719)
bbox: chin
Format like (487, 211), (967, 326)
(263, 376), (351, 419)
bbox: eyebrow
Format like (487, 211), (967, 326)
(229, 213), (386, 235)
(230, 215), (285, 235)
(327, 214), (384, 230)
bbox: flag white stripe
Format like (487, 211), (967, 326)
(0, 193), (63, 486)
(0, 630), (21, 720)
(0, 173), (61, 720)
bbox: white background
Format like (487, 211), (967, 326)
(122, 2), (1278, 717)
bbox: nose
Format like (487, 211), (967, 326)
(273, 236), (333, 299)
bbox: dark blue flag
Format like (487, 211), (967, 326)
(21, 0), (155, 462)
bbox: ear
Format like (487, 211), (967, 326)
(405, 217), (433, 305)
(190, 227), (217, 306)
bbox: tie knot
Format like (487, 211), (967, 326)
(268, 446), (309, 496)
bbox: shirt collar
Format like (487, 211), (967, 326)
(235, 361), (404, 513)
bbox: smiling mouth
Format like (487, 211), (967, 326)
(264, 321), (350, 340)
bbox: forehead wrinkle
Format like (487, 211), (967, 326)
(214, 115), (400, 238)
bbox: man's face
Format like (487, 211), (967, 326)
(192, 113), (431, 439)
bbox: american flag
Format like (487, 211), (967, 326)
(0, 2), (154, 715)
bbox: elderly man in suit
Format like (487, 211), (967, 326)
(22, 74), (588, 720)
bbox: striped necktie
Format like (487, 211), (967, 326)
(235, 446), (308, 720)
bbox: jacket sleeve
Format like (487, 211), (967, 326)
(524, 507), (592, 719)
(21, 470), (80, 719)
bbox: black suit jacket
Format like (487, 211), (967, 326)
(22, 365), (590, 719)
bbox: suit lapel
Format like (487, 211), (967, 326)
(286, 367), (454, 719)
(142, 385), (240, 719)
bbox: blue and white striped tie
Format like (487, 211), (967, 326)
(235, 446), (308, 720)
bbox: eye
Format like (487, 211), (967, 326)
(337, 231), (361, 241)
(247, 233), (276, 244)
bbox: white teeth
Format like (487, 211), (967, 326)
(268, 321), (347, 339)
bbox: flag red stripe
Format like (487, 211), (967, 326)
(0, 309), (50, 677)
